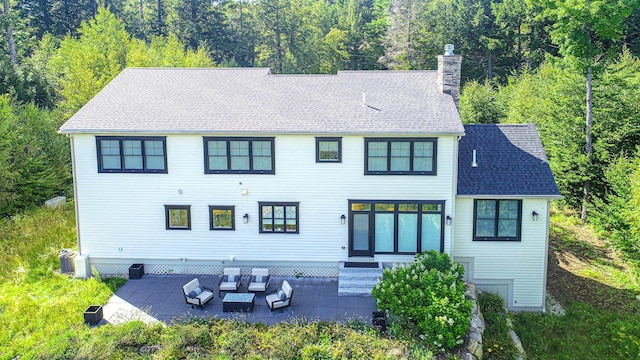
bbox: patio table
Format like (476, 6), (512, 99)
(222, 292), (255, 312)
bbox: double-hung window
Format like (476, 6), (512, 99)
(165, 205), (191, 230)
(473, 200), (522, 241)
(316, 137), (342, 163)
(364, 138), (437, 175)
(96, 136), (167, 173)
(204, 137), (275, 174)
(259, 202), (299, 234)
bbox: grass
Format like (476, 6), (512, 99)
(0, 205), (125, 359)
(512, 208), (640, 360)
(0, 206), (413, 359)
(7, 204), (638, 359)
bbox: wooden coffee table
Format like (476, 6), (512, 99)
(222, 293), (255, 312)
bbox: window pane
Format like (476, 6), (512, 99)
(477, 200), (496, 219)
(413, 157), (432, 172)
(169, 209), (188, 228)
(274, 218), (285, 232)
(413, 142), (434, 172)
(351, 203), (371, 211)
(398, 213), (417, 252)
(319, 141), (339, 161)
(390, 142), (410, 171)
(262, 206), (272, 219)
(375, 214), (394, 252)
(499, 200), (519, 219)
(286, 219), (297, 232)
(101, 140), (121, 169)
(422, 213), (441, 252)
(353, 214), (369, 251)
(123, 140), (143, 169)
(422, 204), (442, 212)
(368, 142), (387, 171)
(498, 219), (517, 237)
(212, 209), (233, 229)
(262, 206), (273, 231)
(252, 141), (272, 171)
(398, 204), (418, 212)
(208, 141), (228, 170)
(476, 219), (495, 237)
(230, 141), (250, 170)
(375, 203), (395, 211)
(286, 206), (297, 219)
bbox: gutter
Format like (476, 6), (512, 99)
(456, 194), (562, 200)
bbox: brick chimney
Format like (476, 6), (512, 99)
(437, 44), (462, 109)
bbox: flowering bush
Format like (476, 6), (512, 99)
(371, 251), (473, 350)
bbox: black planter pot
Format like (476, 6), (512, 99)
(129, 263), (144, 279)
(84, 305), (103, 325)
(372, 311), (388, 332)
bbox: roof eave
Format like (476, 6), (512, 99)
(456, 194), (562, 199)
(58, 129), (467, 136)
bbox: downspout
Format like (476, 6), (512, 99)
(69, 134), (82, 254)
(541, 199), (551, 312)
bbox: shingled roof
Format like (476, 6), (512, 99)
(59, 68), (465, 135)
(457, 124), (560, 197)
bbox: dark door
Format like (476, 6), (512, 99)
(350, 213), (373, 257)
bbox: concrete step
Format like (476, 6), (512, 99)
(339, 267), (383, 274)
(338, 289), (375, 297)
(338, 264), (383, 297)
(338, 279), (380, 288)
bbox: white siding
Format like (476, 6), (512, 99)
(453, 198), (549, 310)
(73, 134), (457, 270)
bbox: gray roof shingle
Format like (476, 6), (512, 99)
(59, 68), (465, 135)
(457, 124), (560, 197)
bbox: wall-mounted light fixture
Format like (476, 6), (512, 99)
(340, 214), (346, 225)
(243, 213), (249, 224)
(532, 211), (539, 221)
(446, 215), (452, 225)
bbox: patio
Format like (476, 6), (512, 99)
(104, 274), (379, 326)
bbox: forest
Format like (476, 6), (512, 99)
(0, 0), (639, 271)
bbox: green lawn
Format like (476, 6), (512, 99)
(0, 206), (413, 359)
(512, 210), (640, 360)
(4, 205), (638, 359)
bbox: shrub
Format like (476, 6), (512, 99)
(371, 251), (473, 350)
(478, 291), (505, 314)
(478, 292), (518, 360)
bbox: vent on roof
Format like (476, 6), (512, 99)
(472, 149), (478, 167)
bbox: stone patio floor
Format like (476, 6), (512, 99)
(102, 274), (378, 326)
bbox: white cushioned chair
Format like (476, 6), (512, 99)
(266, 280), (293, 311)
(218, 267), (242, 296)
(248, 268), (271, 292)
(182, 278), (214, 309)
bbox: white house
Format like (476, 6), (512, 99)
(60, 47), (560, 311)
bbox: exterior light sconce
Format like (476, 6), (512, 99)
(446, 215), (452, 226)
(243, 213), (249, 224)
(340, 214), (346, 225)
(532, 211), (539, 221)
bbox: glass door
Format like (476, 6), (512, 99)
(350, 213), (373, 257)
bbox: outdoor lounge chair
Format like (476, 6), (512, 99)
(266, 280), (293, 311)
(182, 278), (214, 309)
(248, 268), (271, 292)
(218, 267), (242, 296)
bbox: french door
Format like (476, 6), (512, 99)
(348, 200), (444, 257)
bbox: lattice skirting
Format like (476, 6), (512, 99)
(90, 260), (339, 278)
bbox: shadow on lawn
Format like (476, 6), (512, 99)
(547, 238), (640, 315)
